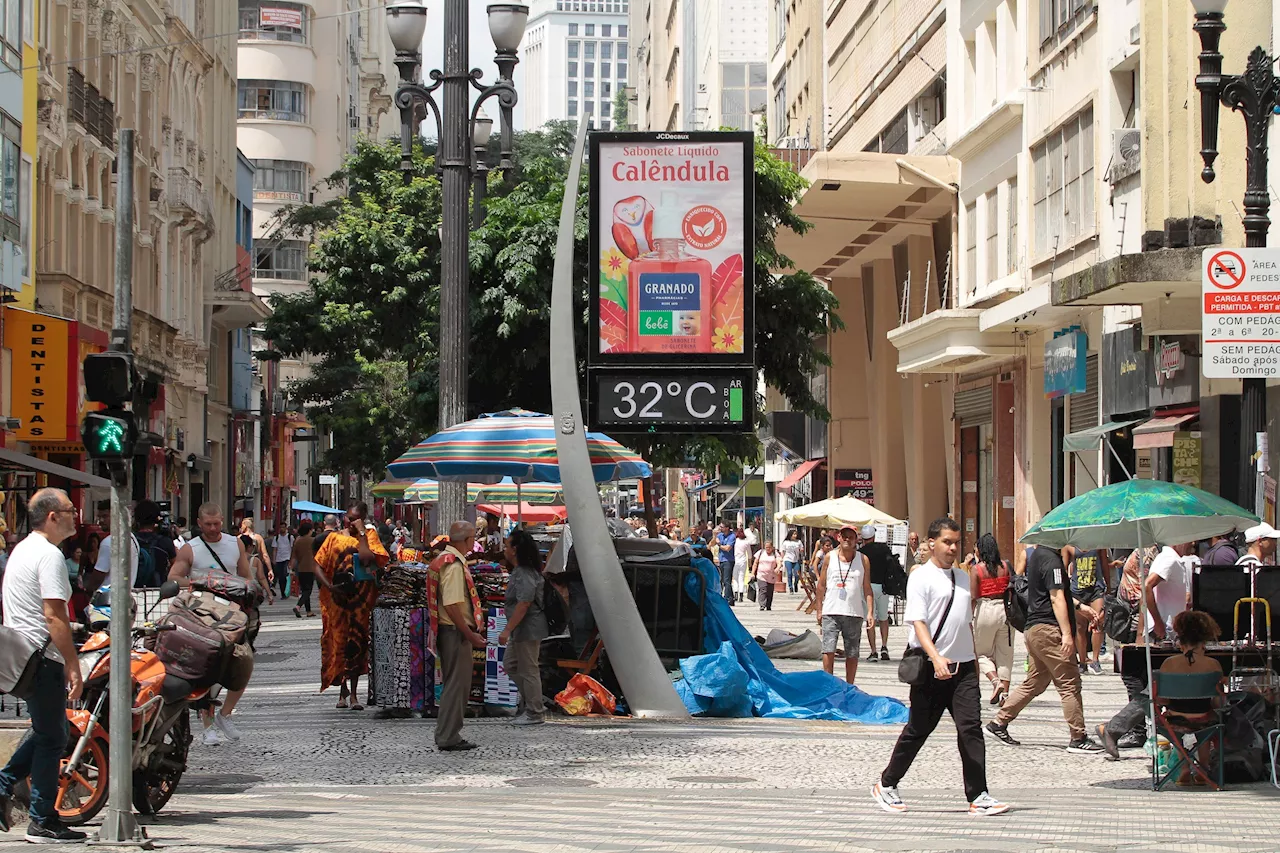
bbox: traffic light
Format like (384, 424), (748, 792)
(83, 352), (134, 406)
(82, 408), (136, 461)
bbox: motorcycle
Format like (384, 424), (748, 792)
(17, 580), (207, 824)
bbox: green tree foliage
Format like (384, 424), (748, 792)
(261, 132), (838, 476)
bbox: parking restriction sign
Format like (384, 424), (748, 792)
(1202, 248), (1280, 378)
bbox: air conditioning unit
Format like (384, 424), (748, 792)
(1110, 128), (1141, 183)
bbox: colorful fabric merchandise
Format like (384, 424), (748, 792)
(316, 526), (388, 690)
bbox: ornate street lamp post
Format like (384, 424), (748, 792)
(387, 1), (526, 525)
(1193, 0), (1279, 515)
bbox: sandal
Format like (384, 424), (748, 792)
(350, 703), (364, 711)
(335, 694), (349, 709)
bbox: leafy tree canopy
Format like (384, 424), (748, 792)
(260, 130), (839, 477)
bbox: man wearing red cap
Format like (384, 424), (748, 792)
(815, 526), (874, 684)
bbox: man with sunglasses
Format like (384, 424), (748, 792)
(0, 489), (87, 843)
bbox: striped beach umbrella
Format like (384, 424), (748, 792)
(397, 477), (566, 505)
(387, 409), (651, 484)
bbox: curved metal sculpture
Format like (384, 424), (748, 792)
(548, 121), (688, 718)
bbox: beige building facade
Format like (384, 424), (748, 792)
(770, 0), (1270, 556)
(32, 0), (263, 519)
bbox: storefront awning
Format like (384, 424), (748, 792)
(688, 480), (720, 495)
(1063, 420), (1140, 453)
(0, 448), (111, 489)
(776, 459), (824, 492)
(1133, 414), (1198, 449)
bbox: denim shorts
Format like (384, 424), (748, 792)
(821, 614), (864, 656)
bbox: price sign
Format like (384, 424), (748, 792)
(589, 368), (755, 433)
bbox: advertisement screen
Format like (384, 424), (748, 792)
(589, 132), (754, 365)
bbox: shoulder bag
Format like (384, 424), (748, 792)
(897, 569), (956, 686)
(0, 627), (51, 699)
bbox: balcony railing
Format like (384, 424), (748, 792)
(167, 167), (212, 223)
(67, 68), (86, 126)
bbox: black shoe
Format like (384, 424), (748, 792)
(880, 647), (890, 662)
(1066, 737), (1105, 755)
(24, 819), (87, 843)
(1096, 724), (1119, 761)
(1116, 731), (1145, 749)
(985, 722), (1020, 746)
(866, 651), (879, 663)
(438, 740), (478, 752)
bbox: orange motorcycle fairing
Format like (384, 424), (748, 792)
(80, 632), (110, 652)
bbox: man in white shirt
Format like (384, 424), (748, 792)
(1145, 543), (1192, 641)
(872, 517), (1009, 817)
(84, 530), (139, 594)
(0, 488), (87, 843)
(1237, 523), (1278, 567)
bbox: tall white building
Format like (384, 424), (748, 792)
(629, 0), (766, 132)
(521, 0), (632, 130)
(236, 0), (396, 517)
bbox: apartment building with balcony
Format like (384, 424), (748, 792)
(24, 0), (260, 520)
(236, 0), (395, 522)
(768, 0), (1267, 556)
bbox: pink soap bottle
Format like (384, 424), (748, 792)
(626, 191), (712, 353)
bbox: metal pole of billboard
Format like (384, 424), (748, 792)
(549, 120), (687, 718)
(97, 128), (149, 847)
(1193, 5), (1277, 516)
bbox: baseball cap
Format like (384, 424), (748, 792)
(838, 525), (859, 537)
(860, 524), (877, 539)
(1244, 523), (1280, 543)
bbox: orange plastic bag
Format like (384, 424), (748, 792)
(553, 673), (618, 716)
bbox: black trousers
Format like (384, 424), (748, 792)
(297, 572), (315, 613)
(719, 562), (734, 603)
(881, 660), (988, 802)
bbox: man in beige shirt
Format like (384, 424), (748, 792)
(432, 521), (487, 750)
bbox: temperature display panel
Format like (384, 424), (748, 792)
(588, 368), (755, 433)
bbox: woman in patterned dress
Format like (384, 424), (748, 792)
(314, 502), (388, 710)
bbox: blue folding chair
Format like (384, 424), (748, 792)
(1151, 671), (1226, 791)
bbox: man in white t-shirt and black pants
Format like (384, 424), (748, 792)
(0, 489), (87, 843)
(872, 517), (1009, 817)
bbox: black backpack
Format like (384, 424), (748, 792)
(1104, 593), (1138, 644)
(882, 550), (907, 597)
(1003, 573), (1030, 633)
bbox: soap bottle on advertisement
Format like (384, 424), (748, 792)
(626, 191), (712, 353)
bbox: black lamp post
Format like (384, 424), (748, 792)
(1193, 0), (1278, 516)
(387, 1), (526, 525)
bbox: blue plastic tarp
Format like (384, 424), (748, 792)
(679, 556), (908, 724)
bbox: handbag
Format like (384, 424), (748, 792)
(747, 581), (757, 602)
(897, 569), (957, 686)
(0, 626), (51, 699)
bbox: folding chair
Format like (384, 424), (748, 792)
(1151, 671), (1226, 791)
(797, 571), (817, 614)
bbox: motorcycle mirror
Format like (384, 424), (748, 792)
(157, 580), (180, 600)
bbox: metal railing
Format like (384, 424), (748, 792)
(237, 107), (307, 123)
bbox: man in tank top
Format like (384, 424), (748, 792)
(815, 525), (875, 685)
(168, 502), (255, 747)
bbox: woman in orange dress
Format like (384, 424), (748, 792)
(314, 502), (388, 710)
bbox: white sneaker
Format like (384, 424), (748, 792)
(968, 792), (1010, 816)
(201, 724), (226, 746)
(870, 782), (906, 814)
(215, 713), (243, 742)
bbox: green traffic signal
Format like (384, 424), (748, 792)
(82, 409), (136, 460)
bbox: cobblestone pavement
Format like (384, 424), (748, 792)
(4, 591), (1277, 851)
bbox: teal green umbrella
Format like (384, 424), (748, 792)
(1020, 479), (1257, 550)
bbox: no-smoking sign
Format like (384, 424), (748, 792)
(1203, 247), (1280, 378)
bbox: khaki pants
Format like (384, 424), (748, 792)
(435, 626), (475, 747)
(504, 638), (545, 717)
(995, 623), (1086, 741)
(972, 597), (1013, 684)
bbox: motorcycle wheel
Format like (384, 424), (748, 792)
(54, 733), (109, 826)
(133, 712), (190, 816)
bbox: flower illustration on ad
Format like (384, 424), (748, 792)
(601, 247), (629, 281)
(712, 324), (742, 353)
